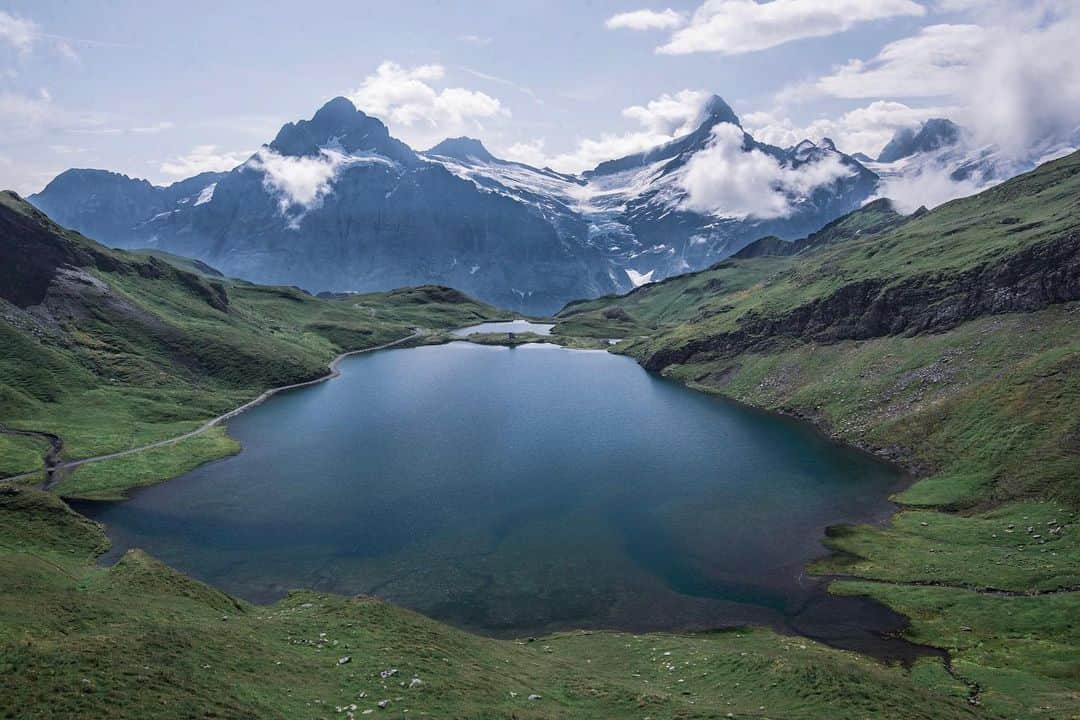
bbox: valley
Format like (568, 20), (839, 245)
(1, 150), (1078, 718)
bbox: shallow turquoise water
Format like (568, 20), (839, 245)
(78, 341), (918, 658)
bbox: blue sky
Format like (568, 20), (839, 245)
(1, 1), (1076, 193)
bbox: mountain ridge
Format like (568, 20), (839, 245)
(30, 95), (880, 313)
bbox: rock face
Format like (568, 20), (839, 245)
(877, 119), (962, 163)
(29, 96), (880, 314)
(643, 230), (1080, 371)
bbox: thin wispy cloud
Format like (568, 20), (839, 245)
(458, 34), (492, 46)
(654, 0), (926, 55)
(459, 66), (540, 102)
(744, 100), (959, 157)
(160, 145), (251, 179)
(504, 89), (712, 173)
(131, 121), (176, 135)
(0, 11), (39, 53)
(605, 9), (685, 31)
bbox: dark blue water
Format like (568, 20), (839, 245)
(77, 342), (921, 660)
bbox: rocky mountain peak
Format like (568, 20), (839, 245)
(426, 137), (498, 164)
(877, 118), (961, 163)
(702, 95), (741, 128)
(269, 96), (414, 162)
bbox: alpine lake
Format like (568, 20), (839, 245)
(76, 323), (926, 662)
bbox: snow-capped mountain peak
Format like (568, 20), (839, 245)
(30, 93), (882, 314)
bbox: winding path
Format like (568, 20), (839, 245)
(1, 330), (424, 487)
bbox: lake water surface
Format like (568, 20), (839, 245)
(451, 320), (554, 336)
(77, 340), (921, 660)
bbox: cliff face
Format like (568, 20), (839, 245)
(643, 231), (1080, 371)
(0, 192), (228, 314)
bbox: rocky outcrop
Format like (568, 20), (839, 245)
(643, 231), (1080, 371)
(0, 192), (229, 314)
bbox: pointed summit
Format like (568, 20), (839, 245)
(268, 97), (415, 163)
(426, 137), (498, 164)
(702, 95), (740, 128)
(877, 118), (961, 163)
(313, 96), (361, 124)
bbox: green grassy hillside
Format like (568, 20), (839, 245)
(555, 152), (1080, 716)
(0, 191), (502, 497)
(0, 485), (979, 720)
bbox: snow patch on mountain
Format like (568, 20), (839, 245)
(866, 119), (1080, 212)
(194, 182), (216, 206)
(625, 268), (655, 287)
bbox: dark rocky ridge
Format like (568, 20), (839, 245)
(643, 231), (1080, 371)
(0, 192), (229, 313)
(877, 119), (962, 163)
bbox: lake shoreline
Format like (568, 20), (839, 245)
(73, 333), (940, 665)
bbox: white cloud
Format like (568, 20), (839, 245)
(131, 121), (175, 135)
(459, 66), (541, 102)
(347, 62), (508, 148)
(548, 131), (674, 172)
(933, 0), (986, 11)
(874, 164), (982, 213)
(54, 38), (79, 62)
(745, 101), (959, 157)
(804, 3), (1080, 155)
(622, 89), (712, 135)
(0, 88), (118, 146)
(48, 144), (88, 155)
(458, 34), (492, 46)
(246, 147), (397, 218)
(248, 147), (346, 212)
(679, 122), (853, 218)
(813, 24), (984, 99)
(502, 138), (549, 167)
(0, 11), (39, 53)
(516, 89), (714, 173)
(605, 9), (685, 31)
(0, 90), (54, 136)
(959, 4), (1080, 156)
(657, 0), (926, 55)
(160, 145), (250, 179)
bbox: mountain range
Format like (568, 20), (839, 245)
(30, 95), (1071, 314)
(29, 95), (880, 314)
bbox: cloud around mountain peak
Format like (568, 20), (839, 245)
(680, 122), (854, 219)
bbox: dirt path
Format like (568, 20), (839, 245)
(0, 330), (424, 487)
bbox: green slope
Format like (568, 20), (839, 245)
(555, 152), (1080, 716)
(0, 190), (502, 496)
(0, 485), (978, 720)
